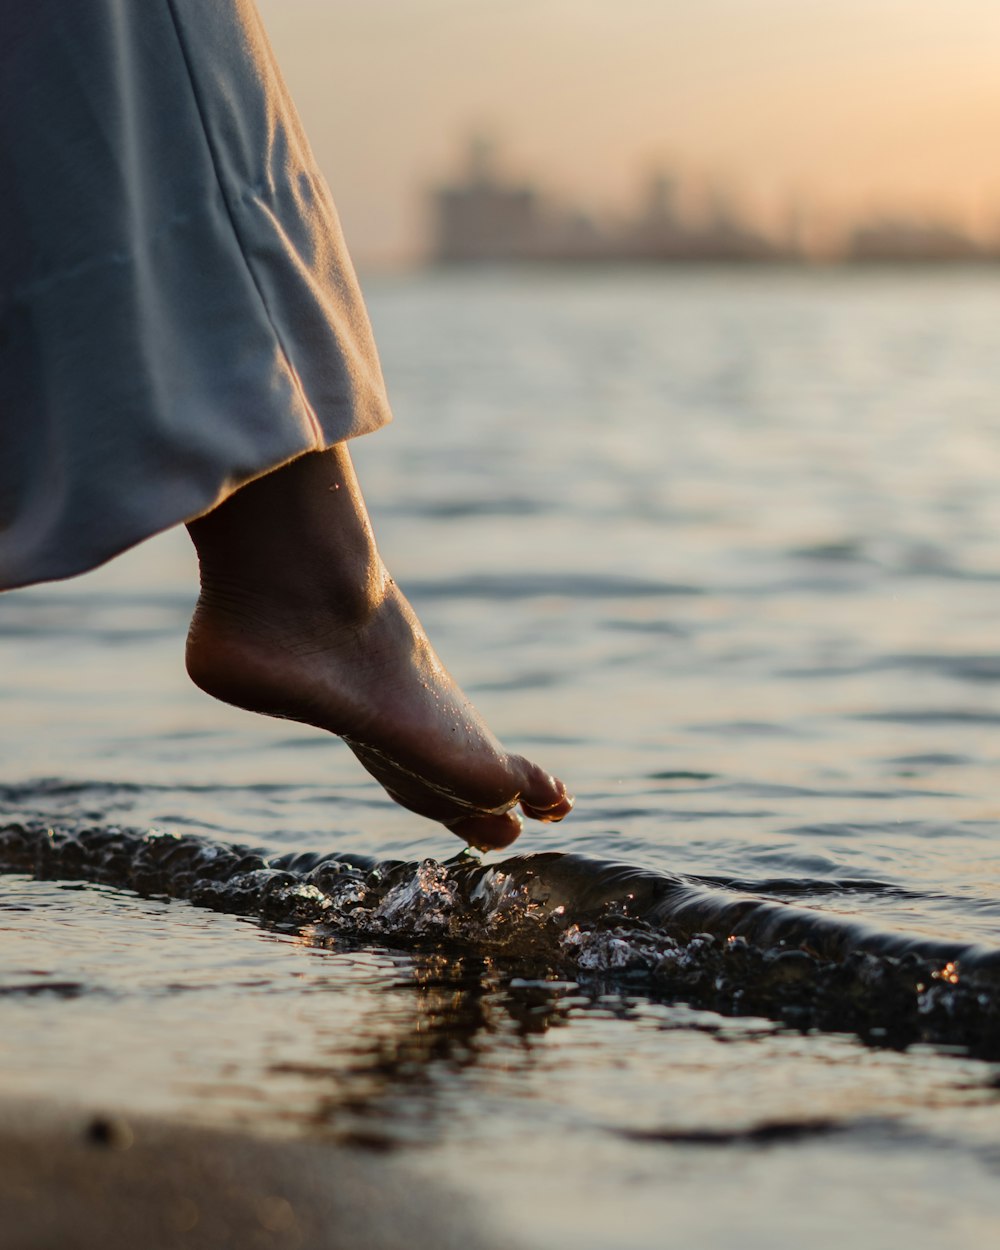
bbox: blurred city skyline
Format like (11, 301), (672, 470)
(257, 0), (1000, 266)
(429, 135), (998, 265)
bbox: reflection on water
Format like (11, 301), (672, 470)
(5, 268), (1000, 1245)
(3, 876), (1000, 1249)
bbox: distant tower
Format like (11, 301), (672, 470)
(705, 180), (738, 231)
(466, 133), (497, 186)
(630, 166), (686, 258)
(643, 170), (679, 226)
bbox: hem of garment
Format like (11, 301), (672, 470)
(0, 0), (394, 594)
(0, 434), (369, 593)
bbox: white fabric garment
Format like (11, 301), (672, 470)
(0, 0), (392, 589)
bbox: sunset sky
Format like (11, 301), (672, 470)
(256, 0), (1000, 263)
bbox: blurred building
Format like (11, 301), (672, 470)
(845, 217), (986, 264)
(433, 137), (541, 262)
(430, 139), (797, 265)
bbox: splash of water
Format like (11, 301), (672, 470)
(3, 819), (999, 1057)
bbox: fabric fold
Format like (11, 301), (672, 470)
(0, 0), (391, 590)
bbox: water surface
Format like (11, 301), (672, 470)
(3, 267), (1000, 1246)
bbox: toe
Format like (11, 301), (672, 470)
(516, 763), (574, 823)
(521, 792), (574, 822)
(448, 809), (524, 851)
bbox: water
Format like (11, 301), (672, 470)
(4, 266), (1000, 1246)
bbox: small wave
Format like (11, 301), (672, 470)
(854, 709), (1000, 726)
(784, 654), (1000, 684)
(646, 770), (717, 783)
(0, 980), (88, 1000)
(899, 653), (1000, 683)
(391, 496), (549, 520)
(789, 540), (871, 563)
(885, 753), (972, 768)
(3, 820), (1000, 1059)
(619, 1117), (850, 1146)
(407, 573), (703, 601)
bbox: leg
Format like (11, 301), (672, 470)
(185, 446), (573, 849)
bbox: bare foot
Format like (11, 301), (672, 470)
(185, 448), (573, 849)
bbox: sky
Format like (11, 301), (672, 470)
(256, 0), (1000, 264)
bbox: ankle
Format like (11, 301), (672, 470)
(186, 446), (388, 627)
(192, 550), (391, 637)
